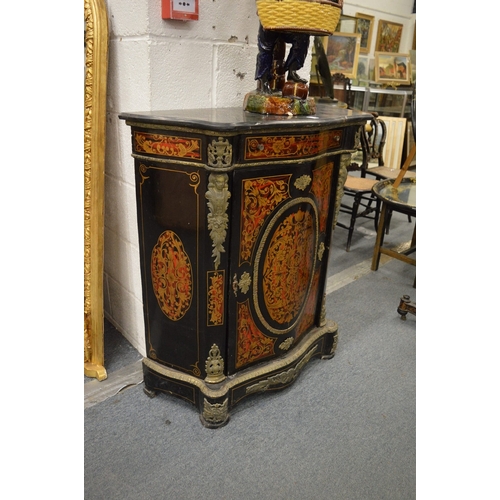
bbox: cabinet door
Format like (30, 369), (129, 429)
(135, 159), (212, 378)
(226, 155), (339, 375)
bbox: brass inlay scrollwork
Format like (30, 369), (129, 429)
(206, 173), (231, 270)
(205, 344), (226, 383)
(240, 175), (291, 264)
(208, 137), (232, 168)
(236, 301), (275, 369)
(202, 398), (228, 424)
(245, 346), (318, 394)
(295, 268), (321, 340)
(263, 208), (315, 324)
(191, 362), (201, 377)
(311, 161), (334, 234)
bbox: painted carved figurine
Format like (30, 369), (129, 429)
(245, 0), (344, 115)
(255, 24), (310, 93)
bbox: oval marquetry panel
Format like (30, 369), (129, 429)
(151, 230), (193, 321)
(254, 198), (318, 334)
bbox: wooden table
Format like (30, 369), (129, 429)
(371, 177), (416, 271)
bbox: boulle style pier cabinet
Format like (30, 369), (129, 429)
(120, 105), (369, 427)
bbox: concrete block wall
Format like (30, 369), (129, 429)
(102, 0), (416, 356)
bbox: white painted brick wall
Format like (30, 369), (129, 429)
(102, 0), (416, 356)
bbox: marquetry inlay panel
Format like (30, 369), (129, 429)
(311, 161), (334, 233)
(207, 271), (224, 327)
(236, 301), (275, 369)
(133, 131), (201, 160)
(151, 230), (193, 321)
(253, 198), (318, 335)
(239, 175), (291, 264)
(244, 130), (342, 161)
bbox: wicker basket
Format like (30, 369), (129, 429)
(256, 0), (342, 36)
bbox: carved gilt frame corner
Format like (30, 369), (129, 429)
(84, 0), (108, 380)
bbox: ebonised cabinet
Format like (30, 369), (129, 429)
(120, 105), (369, 427)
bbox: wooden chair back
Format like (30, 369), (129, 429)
(378, 116), (407, 171)
(331, 73), (353, 107)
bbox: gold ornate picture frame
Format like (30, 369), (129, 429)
(84, 0), (109, 381)
(323, 32), (361, 79)
(355, 55), (370, 84)
(335, 14), (357, 34)
(375, 19), (403, 53)
(374, 52), (411, 85)
(355, 13), (374, 54)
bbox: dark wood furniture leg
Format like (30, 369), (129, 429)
(371, 202), (388, 271)
(397, 295), (416, 320)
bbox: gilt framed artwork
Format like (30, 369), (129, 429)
(374, 52), (411, 84)
(324, 32), (361, 79)
(355, 13), (374, 54)
(409, 49), (416, 83)
(335, 14), (357, 34)
(375, 20), (403, 53)
(355, 55), (370, 84)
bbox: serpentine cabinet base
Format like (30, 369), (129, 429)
(120, 105), (369, 427)
(143, 321), (337, 428)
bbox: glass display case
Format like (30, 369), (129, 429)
(351, 86), (413, 118)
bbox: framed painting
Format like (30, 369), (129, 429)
(368, 57), (375, 81)
(374, 52), (411, 84)
(375, 20), (403, 53)
(355, 55), (370, 84)
(335, 14), (357, 34)
(324, 32), (361, 79)
(409, 49), (416, 83)
(355, 13), (374, 54)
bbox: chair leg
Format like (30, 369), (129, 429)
(371, 203), (388, 271)
(346, 193), (362, 252)
(385, 208), (393, 235)
(373, 199), (381, 232)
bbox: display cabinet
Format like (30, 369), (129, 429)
(120, 104), (369, 427)
(351, 85), (413, 118)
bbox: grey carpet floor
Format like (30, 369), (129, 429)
(85, 210), (416, 500)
